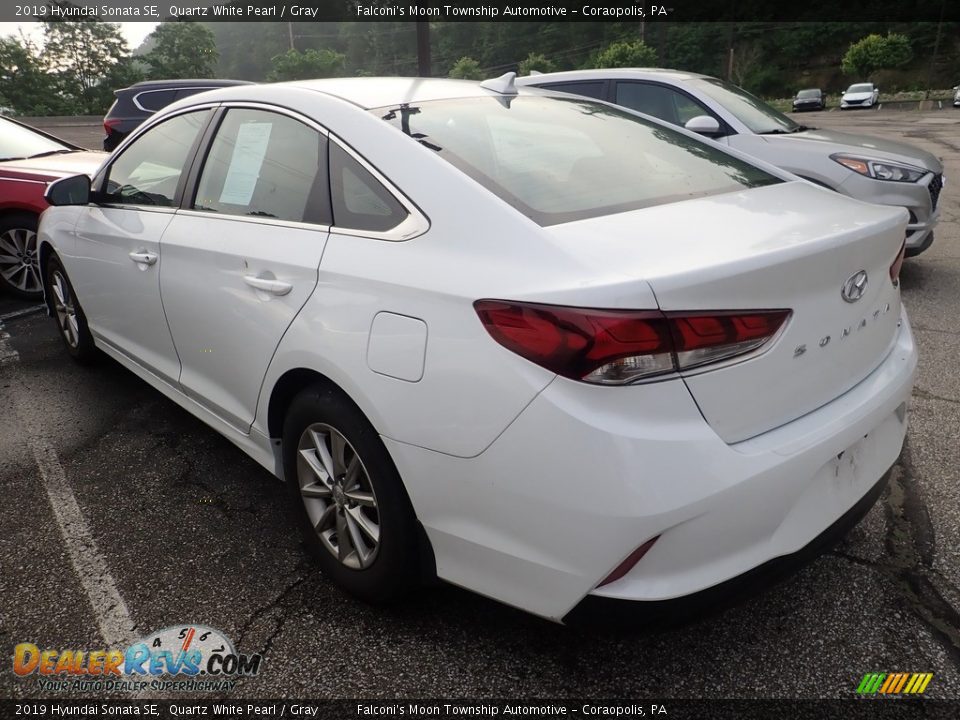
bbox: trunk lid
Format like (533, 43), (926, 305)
(545, 181), (907, 443)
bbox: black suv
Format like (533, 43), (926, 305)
(102, 79), (253, 151)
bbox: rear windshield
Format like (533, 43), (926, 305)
(374, 96), (780, 226)
(797, 90), (821, 99)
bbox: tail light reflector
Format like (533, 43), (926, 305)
(597, 536), (660, 588)
(890, 240), (906, 285)
(474, 300), (790, 385)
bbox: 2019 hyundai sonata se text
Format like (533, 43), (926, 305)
(37, 76), (917, 622)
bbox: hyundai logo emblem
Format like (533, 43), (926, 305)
(841, 270), (869, 303)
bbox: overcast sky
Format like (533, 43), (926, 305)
(0, 22), (159, 50)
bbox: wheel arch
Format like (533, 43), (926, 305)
(267, 366), (438, 582)
(37, 239), (57, 313)
(267, 367), (343, 441)
(0, 207), (40, 223)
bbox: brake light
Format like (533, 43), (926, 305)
(103, 118), (122, 133)
(890, 241), (905, 285)
(474, 300), (790, 385)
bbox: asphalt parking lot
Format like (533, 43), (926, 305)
(1, 109), (959, 701)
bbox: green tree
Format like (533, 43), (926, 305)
(144, 22), (218, 79)
(518, 52), (556, 76)
(0, 35), (65, 115)
(595, 40), (658, 69)
(267, 48), (346, 82)
(841, 33), (912, 78)
(42, 20), (133, 114)
(448, 56), (484, 80)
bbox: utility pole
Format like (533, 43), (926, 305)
(725, 23), (735, 80)
(416, 22), (431, 77)
(288, 22), (295, 51)
(924, 2), (945, 101)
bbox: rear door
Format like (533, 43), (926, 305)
(159, 106), (331, 431)
(69, 108), (213, 384)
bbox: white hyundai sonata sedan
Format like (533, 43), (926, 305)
(38, 75), (916, 622)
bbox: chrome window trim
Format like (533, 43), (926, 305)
(133, 87), (224, 113)
(216, 102), (332, 138)
(99, 104), (221, 211)
(174, 208), (330, 233)
(328, 134), (430, 242)
(108, 102), (221, 157)
(186, 102), (332, 227)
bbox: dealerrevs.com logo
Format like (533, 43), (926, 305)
(13, 625), (262, 693)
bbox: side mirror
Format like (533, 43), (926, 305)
(684, 115), (721, 136)
(45, 174), (91, 206)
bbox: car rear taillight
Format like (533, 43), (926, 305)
(474, 300), (791, 385)
(890, 241), (906, 285)
(103, 117), (122, 134)
(668, 311), (792, 371)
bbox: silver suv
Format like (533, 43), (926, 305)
(519, 69), (943, 256)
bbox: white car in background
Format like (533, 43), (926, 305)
(518, 69), (942, 257)
(37, 76), (916, 622)
(841, 82), (880, 109)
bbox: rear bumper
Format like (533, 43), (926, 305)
(564, 464), (892, 626)
(387, 310), (917, 621)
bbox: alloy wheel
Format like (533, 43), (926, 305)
(50, 270), (80, 348)
(296, 423), (381, 570)
(0, 227), (41, 294)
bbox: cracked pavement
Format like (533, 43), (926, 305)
(0, 110), (958, 700)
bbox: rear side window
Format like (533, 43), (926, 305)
(377, 96), (779, 226)
(193, 108), (331, 225)
(329, 142), (408, 233)
(135, 89), (178, 112)
(103, 109), (210, 207)
(539, 81), (606, 100)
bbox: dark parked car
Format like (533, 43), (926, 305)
(792, 88), (826, 112)
(102, 79), (253, 150)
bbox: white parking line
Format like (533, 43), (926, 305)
(1, 319), (138, 650)
(0, 304), (46, 322)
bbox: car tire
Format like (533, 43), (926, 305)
(282, 383), (419, 603)
(44, 254), (98, 363)
(0, 213), (43, 299)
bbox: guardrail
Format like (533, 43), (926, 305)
(875, 100), (956, 112)
(18, 116), (102, 127)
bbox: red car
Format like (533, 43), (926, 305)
(0, 116), (105, 298)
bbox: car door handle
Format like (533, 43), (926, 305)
(128, 251), (158, 266)
(243, 275), (292, 296)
